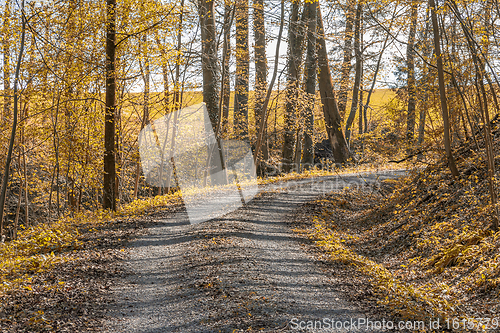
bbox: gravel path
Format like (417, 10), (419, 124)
(103, 171), (406, 332)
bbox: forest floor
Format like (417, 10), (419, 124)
(99, 171), (407, 333)
(5, 160), (500, 332)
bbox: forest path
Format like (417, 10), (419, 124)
(103, 170), (406, 333)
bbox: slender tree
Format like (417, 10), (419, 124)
(416, 10), (431, 160)
(254, 0), (285, 167)
(429, 0), (459, 177)
(0, 0), (25, 240)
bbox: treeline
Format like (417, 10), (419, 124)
(1, 0), (500, 238)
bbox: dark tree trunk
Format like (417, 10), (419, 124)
(199, 0), (225, 186)
(221, 3), (232, 135)
(358, 66), (363, 135)
(103, 0), (117, 210)
(358, 29), (363, 136)
(316, 3), (351, 164)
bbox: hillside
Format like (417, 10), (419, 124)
(298, 118), (500, 328)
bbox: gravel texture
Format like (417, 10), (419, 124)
(103, 171), (406, 332)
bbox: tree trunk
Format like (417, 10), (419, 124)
(316, 3), (351, 164)
(173, 0), (184, 112)
(199, 0), (220, 130)
(344, 2), (362, 149)
(233, 0), (249, 140)
(0, 0), (25, 240)
(429, 0), (459, 177)
(2, 0), (11, 122)
(221, 2), (233, 135)
(154, 34), (169, 112)
(417, 10), (431, 161)
(253, 0), (268, 160)
(253, 0), (285, 168)
(143, 39), (152, 193)
(301, 1), (317, 169)
(406, 0), (417, 153)
(282, 3), (305, 173)
(103, 0), (117, 210)
(338, 0), (356, 117)
(358, 33), (363, 136)
(363, 18), (393, 134)
(199, 0), (225, 186)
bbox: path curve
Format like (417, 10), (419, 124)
(104, 170), (406, 332)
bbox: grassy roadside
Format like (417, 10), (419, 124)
(295, 165), (500, 331)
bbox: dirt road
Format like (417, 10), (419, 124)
(104, 171), (406, 332)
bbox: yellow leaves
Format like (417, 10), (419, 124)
(27, 310), (50, 326)
(300, 202), (461, 322)
(0, 215), (85, 295)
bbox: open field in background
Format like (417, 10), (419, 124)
(120, 88), (398, 142)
